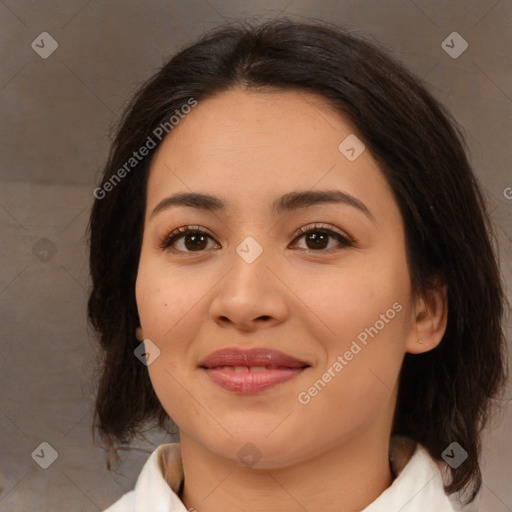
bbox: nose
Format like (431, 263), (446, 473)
(208, 243), (289, 332)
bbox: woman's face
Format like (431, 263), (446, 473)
(135, 88), (420, 468)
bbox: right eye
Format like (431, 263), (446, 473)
(159, 225), (220, 253)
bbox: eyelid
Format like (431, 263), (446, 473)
(159, 222), (356, 252)
(290, 222), (354, 244)
(159, 224), (216, 251)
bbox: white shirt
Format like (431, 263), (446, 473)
(103, 436), (458, 511)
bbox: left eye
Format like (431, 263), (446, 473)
(160, 224), (354, 253)
(291, 226), (354, 251)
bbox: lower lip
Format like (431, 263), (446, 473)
(202, 367), (307, 393)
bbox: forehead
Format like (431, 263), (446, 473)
(158, 87), (352, 149)
(145, 88), (394, 220)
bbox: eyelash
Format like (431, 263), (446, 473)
(159, 223), (355, 254)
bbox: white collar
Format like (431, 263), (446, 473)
(104, 436), (457, 511)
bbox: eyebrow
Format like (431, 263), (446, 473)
(151, 190), (376, 223)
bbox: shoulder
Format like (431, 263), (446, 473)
(101, 443), (187, 512)
(103, 490), (135, 512)
(363, 436), (460, 511)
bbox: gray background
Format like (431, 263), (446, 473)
(0, 0), (511, 510)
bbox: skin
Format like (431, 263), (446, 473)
(135, 88), (448, 512)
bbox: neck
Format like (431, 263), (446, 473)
(178, 430), (394, 512)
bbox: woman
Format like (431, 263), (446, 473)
(88, 18), (508, 512)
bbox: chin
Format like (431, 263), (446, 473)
(211, 433), (310, 470)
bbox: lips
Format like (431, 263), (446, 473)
(198, 348), (310, 393)
(199, 347), (309, 369)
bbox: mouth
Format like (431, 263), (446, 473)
(198, 347), (310, 393)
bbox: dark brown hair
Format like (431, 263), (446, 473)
(87, 18), (508, 504)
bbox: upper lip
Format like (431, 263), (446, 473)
(198, 348), (310, 369)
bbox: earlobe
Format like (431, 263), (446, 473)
(135, 327), (144, 342)
(406, 283), (448, 355)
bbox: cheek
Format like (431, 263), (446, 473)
(293, 254), (411, 408)
(136, 256), (192, 337)
(135, 260), (201, 421)
(298, 309), (409, 440)
(293, 257), (410, 346)
(134, 255), (210, 386)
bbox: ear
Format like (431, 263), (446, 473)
(406, 281), (448, 355)
(135, 327), (144, 342)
